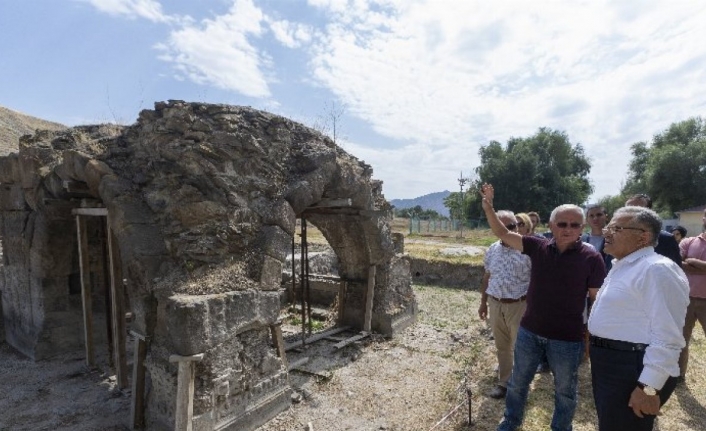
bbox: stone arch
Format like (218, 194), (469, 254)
(0, 101), (416, 430)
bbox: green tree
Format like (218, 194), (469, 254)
(622, 117), (706, 214)
(472, 128), (593, 217)
(595, 194), (628, 218)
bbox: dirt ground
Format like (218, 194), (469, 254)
(2, 284), (705, 431)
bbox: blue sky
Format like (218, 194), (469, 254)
(2, 0), (706, 201)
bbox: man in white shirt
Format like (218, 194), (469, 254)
(478, 210), (531, 399)
(588, 206), (689, 431)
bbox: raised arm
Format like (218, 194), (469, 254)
(480, 183), (524, 251)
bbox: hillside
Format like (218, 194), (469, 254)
(389, 190), (451, 216)
(0, 106), (67, 155)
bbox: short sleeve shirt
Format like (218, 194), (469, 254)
(520, 235), (607, 342)
(680, 234), (706, 298)
(484, 241), (531, 300)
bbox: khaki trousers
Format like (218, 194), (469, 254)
(488, 297), (527, 387)
(679, 297), (706, 376)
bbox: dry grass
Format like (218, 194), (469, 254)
(414, 284), (706, 431)
(302, 217), (492, 265)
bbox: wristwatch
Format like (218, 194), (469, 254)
(638, 382), (659, 396)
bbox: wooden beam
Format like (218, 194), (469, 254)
(130, 331), (149, 430)
(337, 281), (346, 326)
(76, 215), (94, 367)
(270, 323), (288, 370)
(363, 265), (376, 332)
(333, 332), (370, 350)
(72, 207), (108, 216)
(309, 198), (352, 208)
(287, 356), (310, 371)
(169, 353), (205, 431)
(284, 326), (351, 351)
(107, 222), (128, 389)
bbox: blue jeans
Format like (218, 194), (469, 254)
(498, 326), (584, 431)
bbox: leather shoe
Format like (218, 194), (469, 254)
(487, 385), (507, 399)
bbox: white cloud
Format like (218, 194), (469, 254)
(76, 0), (706, 200)
(156, 0), (272, 98)
(77, 0), (173, 23)
(267, 19), (313, 48)
(302, 0), (706, 199)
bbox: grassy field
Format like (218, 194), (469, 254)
(415, 284), (706, 431)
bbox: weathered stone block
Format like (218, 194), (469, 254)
(254, 225), (290, 262)
(114, 223), (168, 258)
(84, 159), (114, 196)
(62, 150), (91, 182)
(0, 153), (20, 183)
(166, 290), (279, 356)
(0, 184), (28, 210)
(259, 256), (282, 291)
(108, 195), (156, 225)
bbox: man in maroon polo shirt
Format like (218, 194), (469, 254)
(480, 183), (606, 431)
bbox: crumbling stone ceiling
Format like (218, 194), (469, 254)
(0, 101), (395, 297)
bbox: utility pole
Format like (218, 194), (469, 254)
(458, 172), (469, 238)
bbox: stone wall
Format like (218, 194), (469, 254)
(409, 258), (485, 289)
(0, 101), (416, 430)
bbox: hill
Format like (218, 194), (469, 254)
(0, 106), (67, 156)
(389, 190), (451, 217)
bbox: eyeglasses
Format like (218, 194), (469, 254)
(602, 225), (646, 235)
(517, 222), (526, 227)
(555, 222), (582, 229)
(505, 223), (517, 230)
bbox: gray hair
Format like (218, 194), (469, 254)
(613, 206), (662, 247)
(549, 204), (585, 223)
(496, 210), (515, 219)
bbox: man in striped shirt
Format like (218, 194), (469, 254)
(478, 210), (532, 399)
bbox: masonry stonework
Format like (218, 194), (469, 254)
(0, 101), (416, 430)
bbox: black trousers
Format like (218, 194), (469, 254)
(590, 344), (678, 431)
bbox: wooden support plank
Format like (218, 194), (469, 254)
(72, 207), (108, 216)
(284, 326), (351, 351)
(107, 222), (128, 389)
(363, 265), (376, 332)
(270, 323), (288, 370)
(130, 331), (149, 430)
(287, 356), (310, 371)
(333, 332), (370, 350)
(289, 367), (332, 381)
(76, 215), (95, 367)
(169, 353), (204, 431)
(337, 281), (346, 326)
(309, 198), (352, 208)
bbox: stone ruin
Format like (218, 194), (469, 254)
(0, 101), (416, 430)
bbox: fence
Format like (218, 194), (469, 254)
(408, 218), (488, 234)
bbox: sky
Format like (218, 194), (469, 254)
(2, 0), (706, 201)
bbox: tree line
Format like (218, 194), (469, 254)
(441, 117), (706, 221)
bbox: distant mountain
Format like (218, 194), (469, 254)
(0, 106), (67, 156)
(389, 190), (452, 217)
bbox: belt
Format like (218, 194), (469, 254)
(489, 294), (526, 304)
(589, 335), (648, 352)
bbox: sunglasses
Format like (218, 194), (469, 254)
(505, 223), (517, 230)
(555, 222), (582, 229)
